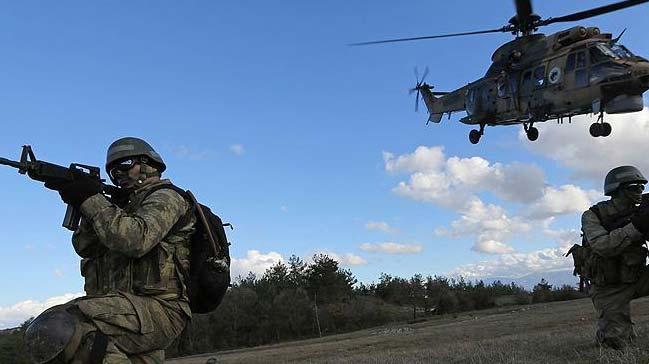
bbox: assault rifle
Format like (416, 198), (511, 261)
(0, 145), (124, 231)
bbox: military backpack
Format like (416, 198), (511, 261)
(144, 184), (232, 314)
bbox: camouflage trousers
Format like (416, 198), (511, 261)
(590, 269), (649, 349)
(43, 292), (189, 364)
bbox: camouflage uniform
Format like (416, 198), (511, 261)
(582, 198), (649, 349)
(37, 179), (195, 363)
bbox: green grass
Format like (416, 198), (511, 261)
(166, 297), (649, 363)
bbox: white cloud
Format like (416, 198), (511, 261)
(365, 221), (399, 234)
(450, 247), (573, 279)
(543, 227), (582, 247)
(526, 185), (600, 219)
(450, 225), (581, 279)
(337, 253), (367, 266)
(359, 242), (423, 254)
(315, 251), (367, 266)
(384, 146), (446, 174)
(436, 199), (529, 255)
(384, 146), (546, 209)
(384, 146), (602, 256)
(523, 108), (649, 181)
(0, 292), (84, 329)
(230, 144), (245, 156)
(472, 240), (515, 255)
(230, 250), (284, 278)
(172, 145), (211, 161)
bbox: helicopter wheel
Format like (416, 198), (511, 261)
(601, 122), (612, 137)
(526, 126), (539, 141)
(469, 129), (481, 144)
(589, 123), (603, 137)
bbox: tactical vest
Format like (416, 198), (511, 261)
(587, 200), (648, 286)
(80, 181), (195, 300)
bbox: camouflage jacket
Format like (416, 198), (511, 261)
(582, 198), (647, 285)
(72, 179), (196, 304)
(582, 199), (645, 258)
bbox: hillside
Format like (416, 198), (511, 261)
(167, 297), (649, 364)
(485, 269), (578, 290)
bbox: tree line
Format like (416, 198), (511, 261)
(0, 254), (585, 361)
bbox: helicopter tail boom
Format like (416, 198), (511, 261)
(419, 85), (466, 123)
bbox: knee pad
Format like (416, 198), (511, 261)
(24, 309), (82, 364)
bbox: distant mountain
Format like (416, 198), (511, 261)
(0, 327), (19, 336)
(482, 269), (579, 291)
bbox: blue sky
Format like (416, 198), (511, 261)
(1, 1), (649, 328)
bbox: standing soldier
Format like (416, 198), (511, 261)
(582, 165), (649, 349)
(24, 137), (195, 363)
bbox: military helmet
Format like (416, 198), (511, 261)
(604, 165), (647, 196)
(106, 137), (166, 173)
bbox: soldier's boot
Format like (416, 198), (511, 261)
(71, 334), (162, 364)
(597, 332), (627, 350)
(596, 314), (634, 350)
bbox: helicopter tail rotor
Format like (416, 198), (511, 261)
(410, 66), (431, 112)
(410, 66), (448, 113)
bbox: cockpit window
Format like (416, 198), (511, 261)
(590, 46), (612, 64)
(592, 42), (634, 61)
(610, 43), (634, 58)
(566, 53), (576, 72)
(576, 52), (587, 68)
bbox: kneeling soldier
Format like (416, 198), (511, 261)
(583, 165), (649, 349)
(25, 137), (195, 363)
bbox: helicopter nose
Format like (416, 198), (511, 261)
(632, 64), (649, 86)
(640, 73), (649, 87)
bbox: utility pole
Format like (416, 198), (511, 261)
(314, 292), (322, 338)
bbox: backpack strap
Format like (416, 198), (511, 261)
(589, 203), (633, 232)
(140, 184), (220, 257)
(589, 204), (603, 224)
(185, 190), (219, 257)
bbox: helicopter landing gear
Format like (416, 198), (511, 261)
(469, 124), (485, 144)
(524, 122), (539, 141)
(589, 112), (612, 137)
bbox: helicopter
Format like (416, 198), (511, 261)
(353, 0), (649, 144)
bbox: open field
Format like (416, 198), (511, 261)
(167, 297), (649, 364)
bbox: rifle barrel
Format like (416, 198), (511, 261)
(0, 157), (23, 169)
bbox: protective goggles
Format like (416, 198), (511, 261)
(108, 158), (138, 179)
(622, 183), (645, 193)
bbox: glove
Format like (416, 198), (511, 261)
(631, 208), (649, 236)
(44, 178), (70, 191)
(57, 177), (102, 208)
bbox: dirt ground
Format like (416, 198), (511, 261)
(166, 297), (649, 364)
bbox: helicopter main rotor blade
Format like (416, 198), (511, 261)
(349, 27), (511, 46)
(538, 0), (649, 26)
